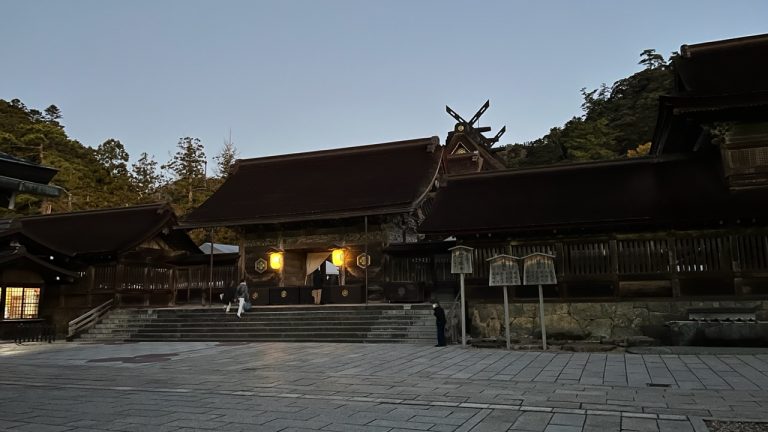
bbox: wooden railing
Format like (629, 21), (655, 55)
(67, 299), (114, 340)
(14, 323), (56, 344)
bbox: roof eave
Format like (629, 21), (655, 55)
(179, 204), (418, 229)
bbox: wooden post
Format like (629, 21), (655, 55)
(170, 267), (177, 306)
(209, 228), (214, 307)
(538, 284), (547, 350)
(669, 238), (680, 297)
(364, 215), (368, 304)
(503, 285), (511, 350)
(460, 273), (467, 346)
(87, 267), (95, 307)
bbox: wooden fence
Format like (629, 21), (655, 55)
(387, 230), (768, 300)
(74, 262), (238, 306)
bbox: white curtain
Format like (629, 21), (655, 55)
(305, 252), (331, 284)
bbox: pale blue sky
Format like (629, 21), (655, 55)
(2, 1), (767, 169)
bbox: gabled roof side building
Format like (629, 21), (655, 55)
(0, 203), (233, 339)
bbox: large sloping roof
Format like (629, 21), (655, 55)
(419, 154), (768, 236)
(0, 203), (197, 257)
(653, 33), (768, 154)
(183, 137), (442, 227)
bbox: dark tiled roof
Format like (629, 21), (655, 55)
(0, 249), (78, 280)
(184, 137), (442, 227)
(0, 151), (59, 184)
(653, 33), (768, 155)
(676, 33), (768, 95)
(419, 154), (768, 236)
(0, 203), (195, 257)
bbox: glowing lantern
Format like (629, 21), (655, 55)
(331, 249), (345, 267)
(269, 252), (284, 270)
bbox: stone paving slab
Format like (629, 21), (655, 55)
(3, 341), (768, 430)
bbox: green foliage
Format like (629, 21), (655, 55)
(0, 100), (236, 223)
(162, 137), (208, 212)
(131, 152), (163, 202)
(213, 140), (238, 178)
(95, 138), (130, 177)
(505, 49), (675, 168)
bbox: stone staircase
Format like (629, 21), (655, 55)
(77, 304), (436, 344)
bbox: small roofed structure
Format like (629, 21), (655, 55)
(0, 151), (61, 209)
(0, 203), (238, 339)
(183, 137), (443, 304)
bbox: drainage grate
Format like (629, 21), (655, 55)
(646, 383), (671, 388)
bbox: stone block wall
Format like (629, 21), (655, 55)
(469, 300), (768, 342)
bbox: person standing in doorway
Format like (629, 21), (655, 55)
(311, 264), (325, 305)
(235, 278), (249, 318)
(433, 301), (446, 347)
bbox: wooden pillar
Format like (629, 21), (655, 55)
(87, 267), (95, 307)
(668, 237), (681, 298)
(609, 239), (619, 297)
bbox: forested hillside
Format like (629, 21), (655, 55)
(0, 99), (240, 242)
(503, 49), (676, 167)
(0, 99), (236, 219)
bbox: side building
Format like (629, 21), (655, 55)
(0, 203), (237, 339)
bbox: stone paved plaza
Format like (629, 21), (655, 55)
(2, 342), (768, 431)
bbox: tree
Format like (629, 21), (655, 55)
(44, 105), (62, 121)
(131, 152), (163, 201)
(504, 49), (675, 168)
(638, 49), (666, 70)
(163, 137), (207, 209)
(213, 139), (238, 178)
(95, 138), (130, 177)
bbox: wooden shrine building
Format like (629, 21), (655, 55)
(0, 203), (237, 338)
(418, 33), (768, 341)
(183, 137), (443, 304)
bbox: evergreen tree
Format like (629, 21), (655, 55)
(213, 140), (238, 178)
(95, 138), (130, 177)
(131, 152), (163, 201)
(163, 137), (207, 210)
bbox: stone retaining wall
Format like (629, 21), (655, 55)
(469, 300), (768, 341)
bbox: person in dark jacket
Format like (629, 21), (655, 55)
(433, 302), (447, 347)
(235, 279), (249, 318)
(220, 283), (236, 313)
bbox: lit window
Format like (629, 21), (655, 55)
(4, 287), (40, 320)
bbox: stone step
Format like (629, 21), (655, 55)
(104, 312), (434, 324)
(127, 332), (433, 340)
(89, 326), (434, 334)
(78, 304), (437, 344)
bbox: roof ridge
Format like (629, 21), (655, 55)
(17, 202), (171, 220)
(235, 136), (439, 167)
(682, 32), (768, 57)
(442, 154), (691, 182)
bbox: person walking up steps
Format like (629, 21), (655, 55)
(220, 283), (236, 313)
(235, 279), (249, 318)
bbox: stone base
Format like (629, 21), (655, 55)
(469, 299), (768, 344)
